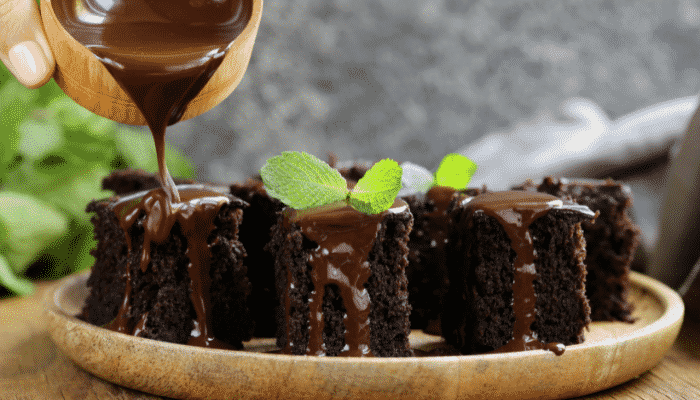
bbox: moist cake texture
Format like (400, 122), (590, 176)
(401, 186), (485, 333)
(267, 200), (414, 357)
(443, 190), (594, 355)
(81, 183), (254, 349)
(516, 177), (640, 322)
(230, 178), (284, 337)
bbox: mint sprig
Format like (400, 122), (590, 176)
(260, 152), (403, 214)
(434, 153), (478, 190)
(260, 152), (348, 209)
(349, 159), (402, 214)
(399, 153), (478, 195)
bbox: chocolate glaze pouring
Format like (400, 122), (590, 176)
(53, 0), (253, 347)
(53, 0), (253, 201)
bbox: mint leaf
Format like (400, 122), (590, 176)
(434, 153), (477, 190)
(260, 151), (348, 209)
(349, 159), (402, 214)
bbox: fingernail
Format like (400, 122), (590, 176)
(8, 41), (50, 88)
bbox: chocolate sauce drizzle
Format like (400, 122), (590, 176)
(283, 200), (408, 357)
(462, 190), (591, 356)
(54, 0), (253, 347)
(424, 186), (457, 250)
(106, 185), (231, 348)
(53, 0), (253, 202)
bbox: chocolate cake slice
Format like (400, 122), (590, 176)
(401, 186), (485, 333)
(515, 177), (640, 322)
(267, 200), (414, 357)
(443, 191), (594, 355)
(81, 184), (254, 349)
(336, 161), (488, 333)
(230, 178), (284, 337)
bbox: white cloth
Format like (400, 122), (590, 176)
(458, 96), (698, 190)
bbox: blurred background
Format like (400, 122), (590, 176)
(172, 0), (700, 178)
(2, 0), (700, 295)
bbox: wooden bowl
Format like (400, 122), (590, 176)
(39, 0), (263, 125)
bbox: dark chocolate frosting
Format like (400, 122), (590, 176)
(423, 186), (458, 250)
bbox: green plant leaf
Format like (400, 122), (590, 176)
(40, 164), (112, 224)
(0, 80), (34, 180)
(0, 254), (33, 296)
(349, 159), (402, 214)
(0, 62), (200, 296)
(42, 220), (96, 279)
(0, 191), (68, 273)
(163, 140), (196, 179)
(434, 153), (478, 190)
(18, 118), (65, 161)
(260, 151), (348, 209)
(113, 128), (157, 171)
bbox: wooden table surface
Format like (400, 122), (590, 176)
(1, 281), (699, 400)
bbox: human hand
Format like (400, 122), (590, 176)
(0, 0), (55, 88)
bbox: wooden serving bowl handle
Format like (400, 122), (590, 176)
(39, 0), (263, 126)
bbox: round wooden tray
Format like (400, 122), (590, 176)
(44, 272), (683, 400)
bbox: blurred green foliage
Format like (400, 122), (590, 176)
(0, 64), (195, 296)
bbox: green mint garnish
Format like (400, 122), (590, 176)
(260, 151), (347, 210)
(349, 159), (402, 214)
(260, 152), (403, 214)
(433, 153), (477, 190)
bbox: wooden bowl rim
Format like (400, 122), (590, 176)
(39, 0), (263, 124)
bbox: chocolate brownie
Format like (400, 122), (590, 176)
(101, 168), (194, 194)
(401, 186), (485, 333)
(443, 191), (594, 355)
(230, 178), (284, 337)
(268, 200), (414, 357)
(516, 177), (640, 322)
(81, 183), (254, 349)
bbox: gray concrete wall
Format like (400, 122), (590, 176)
(166, 0), (700, 183)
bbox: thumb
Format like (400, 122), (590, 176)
(0, 0), (55, 89)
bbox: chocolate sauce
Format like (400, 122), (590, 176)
(461, 191), (591, 355)
(283, 199), (409, 357)
(54, 0), (253, 347)
(106, 185), (232, 348)
(424, 186), (457, 250)
(53, 0), (253, 201)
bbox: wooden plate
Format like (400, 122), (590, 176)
(44, 272), (683, 400)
